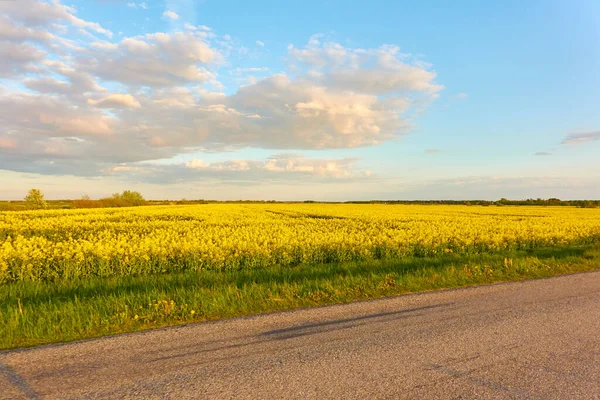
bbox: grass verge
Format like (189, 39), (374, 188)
(1, 244), (600, 350)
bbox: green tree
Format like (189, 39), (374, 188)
(119, 190), (145, 206)
(24, 189), (48, 209)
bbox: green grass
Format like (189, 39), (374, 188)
(1, 244), (600, 350)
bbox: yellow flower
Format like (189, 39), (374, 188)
(1, 203), (599, 283)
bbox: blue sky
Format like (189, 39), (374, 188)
(0, 0), (599, 200)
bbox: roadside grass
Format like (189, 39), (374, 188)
(1, 244), (599, 350)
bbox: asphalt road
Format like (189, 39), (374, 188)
(2, 272), (600, 399)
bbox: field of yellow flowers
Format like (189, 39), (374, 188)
(2, 204), (600, 283)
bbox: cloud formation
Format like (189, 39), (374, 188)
(0, 0), (443, 182)
(84, 32), (219, 87)
(88, 94), (141, 109)
(96, 154), (367, 185)
(288, 39), (442, 96)
(0, 0), (112, 37)
(162, 11), (179, 20)
(185, 154), (361, 178)
(0, 40), (46, 77)
(127, 2), (148, 9)
(562, 130), (600, 145)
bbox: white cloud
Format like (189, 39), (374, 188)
(288, 41), (442, 96)
(88, 93), (141, 109)
(126, 2), (148, 10)
(0, 11), (444, 182)
(224, 74), (410, 149)
(24, 77), (71, 94)
(39, 114), (113, 136)
(562, 130), (600, 144)
(326, 57), (439, 94)
(131, 154), (363, 182)
(90, 40), (118, 51)
(262, 154), (358, 178)
(150, 87), (197, 108)
(108, 165), (143, 173)
(235, 67), (269, 73)
(186, 159), (210, 169)
(256, 40), (264, 47)
(0, 0), (71, 27)
(40, 60), (106, 93)
(162, 11), (179, 20)
(196, 88), (227, 102)
(80, 31), (219, 87)
(0, 41), (46, 77)
(453, 92), (468, 99)
(0, 92), (116, 148)
(0, 16), (54, 43)
(0, 0), (112, 41)
(186, 155), (355, 176)
(68, 12), (113, 38)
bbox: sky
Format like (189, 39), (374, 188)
(0, 0), (599, 201)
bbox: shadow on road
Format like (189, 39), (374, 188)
(143, 303), (454, 365)
(262, 303), (454, 340)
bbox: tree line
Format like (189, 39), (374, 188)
(1, 189), (147, 211)
(1, 190), (598, 211)
(344, 198), (599, 208)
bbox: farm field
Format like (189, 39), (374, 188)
(2, 204), (600, 349)
(3, 204), (600, 282)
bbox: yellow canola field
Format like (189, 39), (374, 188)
(1, 204), (600, 282)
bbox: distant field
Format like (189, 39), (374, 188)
(1, 204), (600, 348)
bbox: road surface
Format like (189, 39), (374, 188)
(1, 272), (600, 399)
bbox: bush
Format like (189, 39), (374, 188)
(72, 195), (102, 209)
(72, 192), (146, 209)
(107, 191), (146, 207)
(118, 190), (146, 206)
(0, 202), (26, 211)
